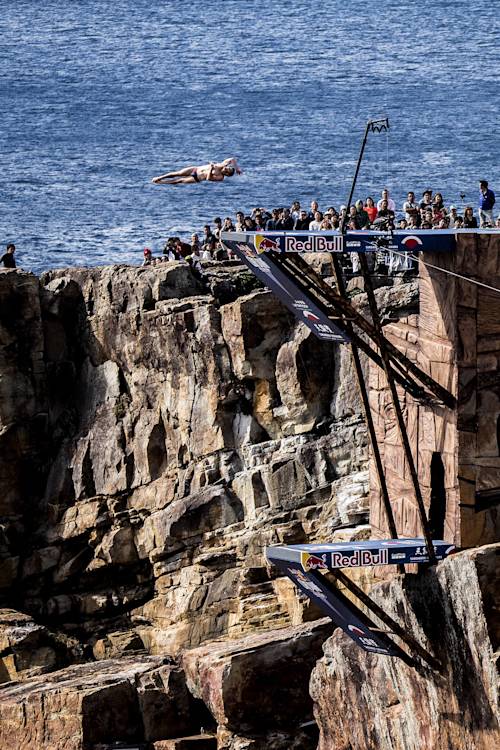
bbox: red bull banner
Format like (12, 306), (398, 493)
(221, 230), (457, 255)
(221, 236), (349, 343)
(267, 538), (455, 571)
(273, 559), (401, 656)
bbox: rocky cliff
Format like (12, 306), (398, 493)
(0, 260), (498, 749)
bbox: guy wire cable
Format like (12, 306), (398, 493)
(388, 248), (500, 296)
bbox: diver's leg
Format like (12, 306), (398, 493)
(161, 176), (196, 185)
(152, 166), (196, 183)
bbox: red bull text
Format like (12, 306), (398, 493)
(284, 235), (343, 253)
(331, 548), (389, 568)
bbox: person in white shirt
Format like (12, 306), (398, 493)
(290, 201), (301, 221)
(448, 206), (460, 228)
(309, 211), (323, 230)
(403, 191), (419, 223)
(377, 188), (396, 212)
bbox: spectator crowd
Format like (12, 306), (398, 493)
(142, 180), (498, 268)
(2, 181), (497, 272)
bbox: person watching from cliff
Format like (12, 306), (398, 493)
(373, 199), (395, 229)
(175, 237), (192, 258)
(432, 204), (446, 226)
(403, 192), (419, 225)
(478, 180), (496, 227)
(438, 216), (451, 229)
(142, 248), (152, 266)
(276, 208), (294, 231)
(1, 244), (16, 269)
(265, 208), (281, 231)
(448, 206), (460, 228)
(221, 216), (235, 233)
(152, 157), (242, 185)
(213, 217), (223, 240)
(355, 200), (370, 229)
(202, 224), (215, 247)
(190, 233), (202, 256)
(419, 189), (433, 212)
(463, 206), (478, 228)
(253, 209), (266, 230)
(347, 205), (360, 229)
(290, 200), (301, 221)
(377, 188), (396, 212)
(308, 200), (320, 221)
(235, 211), (246, 232)
(364, 196), (378, 225)
(309, 211), (324, 231)
(294, 210), (310, 230)
(201, 235), (217, 259)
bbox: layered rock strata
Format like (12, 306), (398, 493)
(0, 252), (498, 749)
(0, 259), (377, 747)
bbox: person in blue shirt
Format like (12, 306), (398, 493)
(478, 180), (496, 227)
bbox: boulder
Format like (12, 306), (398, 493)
(182, 619), (331, 743)
(0, 655), (196, 749)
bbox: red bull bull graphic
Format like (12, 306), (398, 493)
(254, 234), (282, 253)
(301, 552), (328, 571)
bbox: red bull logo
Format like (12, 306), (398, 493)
(303, 310), (320, 322)
(254, 234), (281, 253)
(301, 552), (328, 571)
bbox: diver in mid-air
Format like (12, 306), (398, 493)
(152, 157), (242, 185)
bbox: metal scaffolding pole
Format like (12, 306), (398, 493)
(329, 255), (402, 559)
(357, 253), (437, 565)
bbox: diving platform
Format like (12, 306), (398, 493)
(266, 539), (454, 665)
(221, 223), (494, 668)
(266, 537), (454, 570)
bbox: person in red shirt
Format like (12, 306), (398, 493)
(364, 197), (378, 224)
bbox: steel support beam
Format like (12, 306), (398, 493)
(357, 253), (437, 565)
(329, 568), (442, 672)
(329, 255), (403, 573)
(273, 252), (455, 408)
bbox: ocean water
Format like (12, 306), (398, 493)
(1, 0), (499, 274)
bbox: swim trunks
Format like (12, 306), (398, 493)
(191, 169), (200, 183)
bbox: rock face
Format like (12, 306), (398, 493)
(310, 544), (500, 750)
(370, 233), (500, 548)
(182, 618), (331, 749)
(0, 260), (370, 747)
(0, 252), (498, 749)
(0, 263), (370, 651)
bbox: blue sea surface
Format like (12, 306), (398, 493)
(1, 0), (499, 273)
